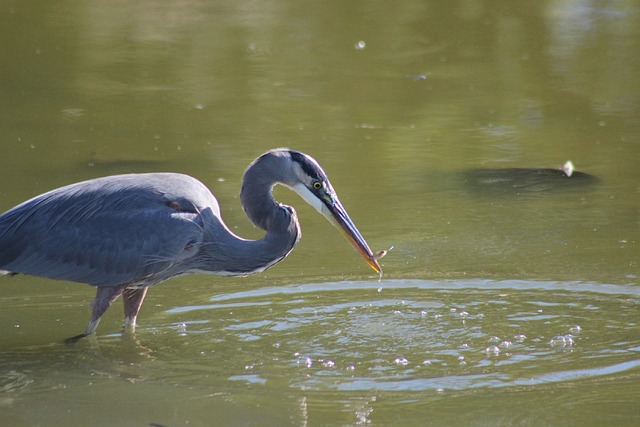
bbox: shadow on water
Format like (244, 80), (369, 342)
(462, 165), (599, 195)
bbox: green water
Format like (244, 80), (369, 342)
(1, 1), (639, 426)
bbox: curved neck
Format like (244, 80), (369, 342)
(201, 152), (300, 276)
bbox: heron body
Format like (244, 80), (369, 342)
(0, 149), (381, 342)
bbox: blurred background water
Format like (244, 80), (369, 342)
(0, 1), (638, 426)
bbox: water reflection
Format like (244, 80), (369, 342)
(1, 0), (639, 425)
(5, 278), (634, 422)
(153, 279), (640, 392)
(8, 280), (636, 384)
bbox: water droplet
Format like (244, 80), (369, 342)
(569, 325), (582, 334)
(323, 360), (336, 368)
(485, 346), (500, 356)
(549, 335), (574, 347)
(394, 357), (409, 366)
(354, 40), (366, 50)
(514, 334), (527, 342)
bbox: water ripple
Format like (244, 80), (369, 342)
(160, 279), (640, 393)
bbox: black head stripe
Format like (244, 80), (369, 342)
(288, 151), (326, 181)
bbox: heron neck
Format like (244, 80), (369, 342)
(240, 152), (292, 232)
(213, 155), (300, 275)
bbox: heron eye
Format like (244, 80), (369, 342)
(312, 181), (323, 190)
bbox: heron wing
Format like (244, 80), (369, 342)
(0, 174), (214, 287)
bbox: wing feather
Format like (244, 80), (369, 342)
(0, 174), (216, 287)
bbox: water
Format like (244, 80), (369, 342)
(1, 1), (639, 426)
(1, 280), (639, 425)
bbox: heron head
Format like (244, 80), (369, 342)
(277, 149), (382, 274)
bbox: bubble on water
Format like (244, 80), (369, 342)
(355, 400), (373, 425)
(421, 310), (428, 318)
(296, 356), (313, 368)
(347, 365), (356, 371)
(477, 313), (485, 319)
(500, 341), (512, 349)
(354, 40), (366, 50)
(323, 360), (336, 368)
(549, 335), (574, 347)
(177, 323), (187, 335)
(394, 357), (409, 366)
(459, 311), (469, 318)
(457, 356), (466, 365)
(450, 308), (457, 313)
(434, 314), (443, 320)
(514, 334), (527, 342)
(488, 336), (501, 343)
(569, 325), (582, 334)
(422, 360), (432, 366)
(485, 346), (500, 356)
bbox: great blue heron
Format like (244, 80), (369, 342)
(0, 149), (382, 343)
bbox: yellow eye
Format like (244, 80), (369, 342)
(312, 181), (322, 190)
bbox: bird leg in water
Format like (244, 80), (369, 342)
(123, 287), (148, 333)
(65, 285), (127, 344)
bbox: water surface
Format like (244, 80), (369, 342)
(1, 1), (639, 426)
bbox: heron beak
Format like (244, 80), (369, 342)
(320, 195), (382, 274)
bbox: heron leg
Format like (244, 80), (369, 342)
(65, 285), (127, 345)
(122, 287), (148, 333)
